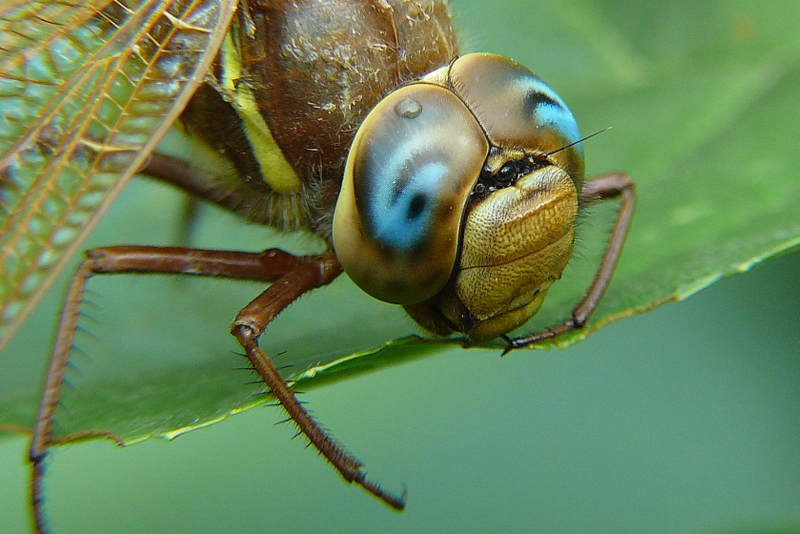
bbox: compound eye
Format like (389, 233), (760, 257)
(446, 53), (585, 187)
(333, 83), (488, 305)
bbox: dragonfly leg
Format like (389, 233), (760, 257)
(232, 254), (407, 510)
(506, 172), (636, 351)
(29, 246), (356, 533)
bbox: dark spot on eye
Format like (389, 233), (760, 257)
(407, 193), (427, 220)
(522, 89), (562, 119)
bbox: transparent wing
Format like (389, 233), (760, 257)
(0, 0), (237, 351)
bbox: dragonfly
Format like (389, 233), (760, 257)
(0, 1), (635, 532)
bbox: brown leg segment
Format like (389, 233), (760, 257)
(506, 172), (636, 350)
(143, 152), (257, 219)
(232, 257), (407, 509)
(29, 246), (402, 534)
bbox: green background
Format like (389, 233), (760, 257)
(1, 0), (799, 532)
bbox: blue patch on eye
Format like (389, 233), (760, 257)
(536, 101), (581, 146)
(520, 78), (582, 153)
(368, 160), (447, 252)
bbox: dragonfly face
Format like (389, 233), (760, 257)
(334, 53), (586, 341)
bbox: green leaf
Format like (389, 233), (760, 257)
(1, 0), (799, 451)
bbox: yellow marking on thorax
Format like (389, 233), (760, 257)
(220, 32), (301, 194)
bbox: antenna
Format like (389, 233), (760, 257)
(545, 127), (612, 157)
